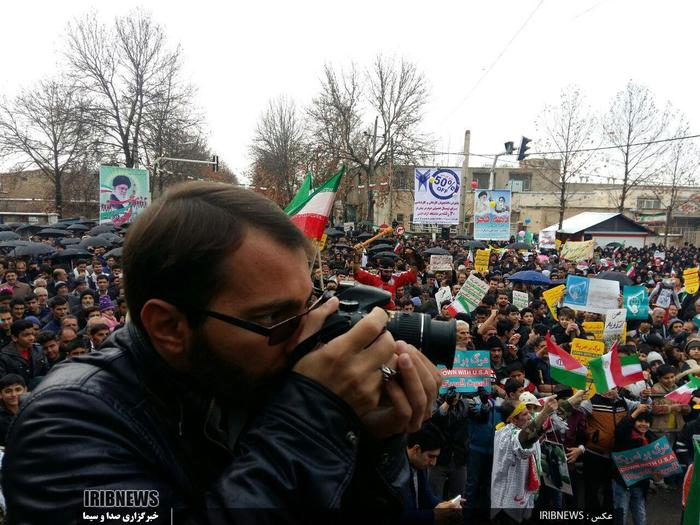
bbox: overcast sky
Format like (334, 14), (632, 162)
(2, 0), (698, 181)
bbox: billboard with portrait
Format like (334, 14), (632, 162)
(99, 166), (150, 226)
(473, 189), (511, 240)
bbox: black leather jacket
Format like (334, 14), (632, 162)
(2, 323), (408, 524)
(0, 342), (48, 386)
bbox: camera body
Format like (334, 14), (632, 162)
(308, 282), (457, 367)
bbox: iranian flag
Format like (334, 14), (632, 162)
(665, 377), (700, 405)
(285, 167), (344, 241)
(589, 343), (644, 392)
(626, 264), (636, 278)
(284, 172), (313, 214)
(683, 439), (700, 525)
(545, 334), (588, 389)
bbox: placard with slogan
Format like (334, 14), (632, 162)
(611, 436), (682, 487)
(684, 268), (700, 295)
(542, 285), (565, 321)
(560, 240), (595, 262)
(512, 290), (529, 310)
(563, 275), (620, 315)
(474, 249), (490, 273)
(473, 189), (511, 241)
(570, 337), (605, 385)
(447, 274), (490, 316)
(413, 167), (461, 224)
(623, 285), (649, 320)
(438, 350), (491, 393)
(582, 321), (604, 341)
(430, 255), (453, 271)
(603, 309), (627, 348)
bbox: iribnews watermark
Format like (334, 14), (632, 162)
(539, 510), (613, 522)
(81, 490), (163, 524)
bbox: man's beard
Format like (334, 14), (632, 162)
(187, 329), (285, 409)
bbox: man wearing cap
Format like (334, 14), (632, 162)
(352, 249), (421, 310)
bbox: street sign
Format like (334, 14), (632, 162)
(395, 225), (405, 236)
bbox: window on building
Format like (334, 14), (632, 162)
(636, 197), (662, 209)
(410, 213), (414, 223)
(472, 172), (490, 189)
(396, 213), (404, 223)
(394, 170), (408, 189)
(509, 172), (532, 191)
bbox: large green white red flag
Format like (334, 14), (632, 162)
(589, 342), (644, 392)
(545, 334), (588, 389)
(285, 167), (344, 241)
(284, 173), (313, 214)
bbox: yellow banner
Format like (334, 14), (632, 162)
(319, 233), (328, 252)
(475, 249), (491, 273)
(571, 337), (605, 398)
(684, 267), (699, 295)
(560, 240), (595, 262)
(582, 321), (604, 341)
(542, 285), (564, 321)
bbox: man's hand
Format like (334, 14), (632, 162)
(542, 397), (558, 416)
(361, 342), (442, 438)
(434, 498), (462, 522)
(568, 388), (588, 407)
(293, 302), (396, 419)
(566, 447), (583, 464)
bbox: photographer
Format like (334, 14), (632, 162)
(2, 183), (442, 523)
(428, 386), (469, 500)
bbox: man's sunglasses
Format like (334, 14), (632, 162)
(200, 292), (333, 345)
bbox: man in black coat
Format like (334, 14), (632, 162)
(2, 182), (441, 524)
(0, 319), (48, 388)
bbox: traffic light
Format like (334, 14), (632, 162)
(211, 155), (220, 172)
(517, 137), (531, 162)
(504, 141), (514, 155)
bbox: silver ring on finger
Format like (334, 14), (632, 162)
(380, 364), (399, 383)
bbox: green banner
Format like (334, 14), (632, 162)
(99, 166), (150, 226)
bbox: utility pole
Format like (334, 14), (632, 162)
(459, 130), (471, 235)
(367, 115), (378, 223)
(388, 137), (394, 225)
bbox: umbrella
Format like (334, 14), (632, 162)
(324, 228), (345, 238)
(332, 243), (352, 250)
(506, 242), (532, 250)
(67, 224), (90, 232)
(424, 247), (451, 256)
(357, 220), (374, 227)
(12, 243), (56, 257)
(0, 240), (29, 249)
(0, 231), (20, 241)
(50, 223), (70, 229)
(58, 238), (82, 246)
(51, 248), (92, 259)
(357, 233), (373, 240)
(455, 234), (470, 240)
(15, 224), (43, 235)
(80, 237), (113, 248)
(370, 239), (394, 247)
(596, 271), (632, 286)
(37, 228), (72, 238)
(463, 240), (487, 249)
(507, 270), (552, 286)
(373, 251), (399, 260)
(88, 225), (116, 235)
(367, 245), (390, 255)
(105, 247), (124, 258)
(96, 232), (122, 242)
(0, 224), (13, 231)
(605, 242), (624, 249)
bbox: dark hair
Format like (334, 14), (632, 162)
(65, 338), (87, 352)
(11, 319), (34, 337)
(487, 336), (505, 351)
(656, 364), (675, 378)
(96, 274), (109, 283)
(0, 373), (26, 390)
(634, 411), (653, 424)
(558, 307), (576, 320)
(0, 306), (10, 315)
(76, 259), (87, 266)
(48, 296), (68, 309)
(496, 319), (514, 337)
(505, 378), (524, 395)
(9, 299), (24, 308)
(406, 422), (445, 452)
(88, 323), (110, 336)
(23, 293), (37, 303)
(123, 182), (311, 330)
(506, 361), (525, 375)
(36, 331), (58, 345)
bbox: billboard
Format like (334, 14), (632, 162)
(413, 167), (461, 224)
(473, 189), (511, 240)
(99, 166), (150, 226)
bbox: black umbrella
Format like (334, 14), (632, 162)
(424, 247), (451, 256)
(15, 224), (43, 235)
(357, 220), (374, 227)
(51, 248), (92, 259)
(96, 232), (122, 242)
(463, 240), (487, 249)
(59, 238), (82, 246)
(0, 224), (13, 231)
(367, 245), (390, 256)
(12, 243), (56, 257)
(506, 242), (532, 250)
(596, 271), (632, 287)
(371, 239), (393, 247)
(80, 237), (113, 248)
(332, 243), (352, 250)
(324, 228), (345, 238)
(357, 233), (373, 240)
(373, 251), (399, 260)
(0, 231), (20, 241)
(38, 228), (72, 238)
(455, 234), (470, 240)
(88, 224), (116, 236)
(0, 240), (29, 248)
(67, 224), (90, 232)
(50, 223), (70, 229)
(105, 247), (124, 258)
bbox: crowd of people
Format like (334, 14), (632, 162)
(0, 191), (698, 524)
(313, 229), (700, 524)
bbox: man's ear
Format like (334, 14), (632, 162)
(140, 299), (194, 371)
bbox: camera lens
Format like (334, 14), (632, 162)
(386, 312), (456, 367)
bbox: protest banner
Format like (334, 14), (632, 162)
(624, 285), (649, 320)
(541, 441), (573, 495)
(473, 189), (511, 241)
(563, 275), (620, 315)
(413, 167), (461, 224)
(474, 249), (490, 273)
(430, 255), (453, 271)
(654, 250), (666, 261)
(99, 166), (150, 226)
(434, 286), (452, 308)
(570, 338), (605, 367)
(512, 290), (529, 310)
(539, 230), (556, 250)
(611, 436), (682, 487)
(560, 240), (595, 262)
(684, 267), (700, 295)
(582, 321), (604, 341)
(654, 288), (673, 309)
(447, 274), (490, 316)
(542, 285), (564, 321)
(438, 350), (491, 393)
(603, 309), (627, 348)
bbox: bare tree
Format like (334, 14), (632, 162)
(0, 80), (93, 217)
(250, 96), (307, 206)
(602, 81), (674, 212)
(307, 56), (433, 221)
(534, 86), (599, 228)
(65, 9), (182, 169)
